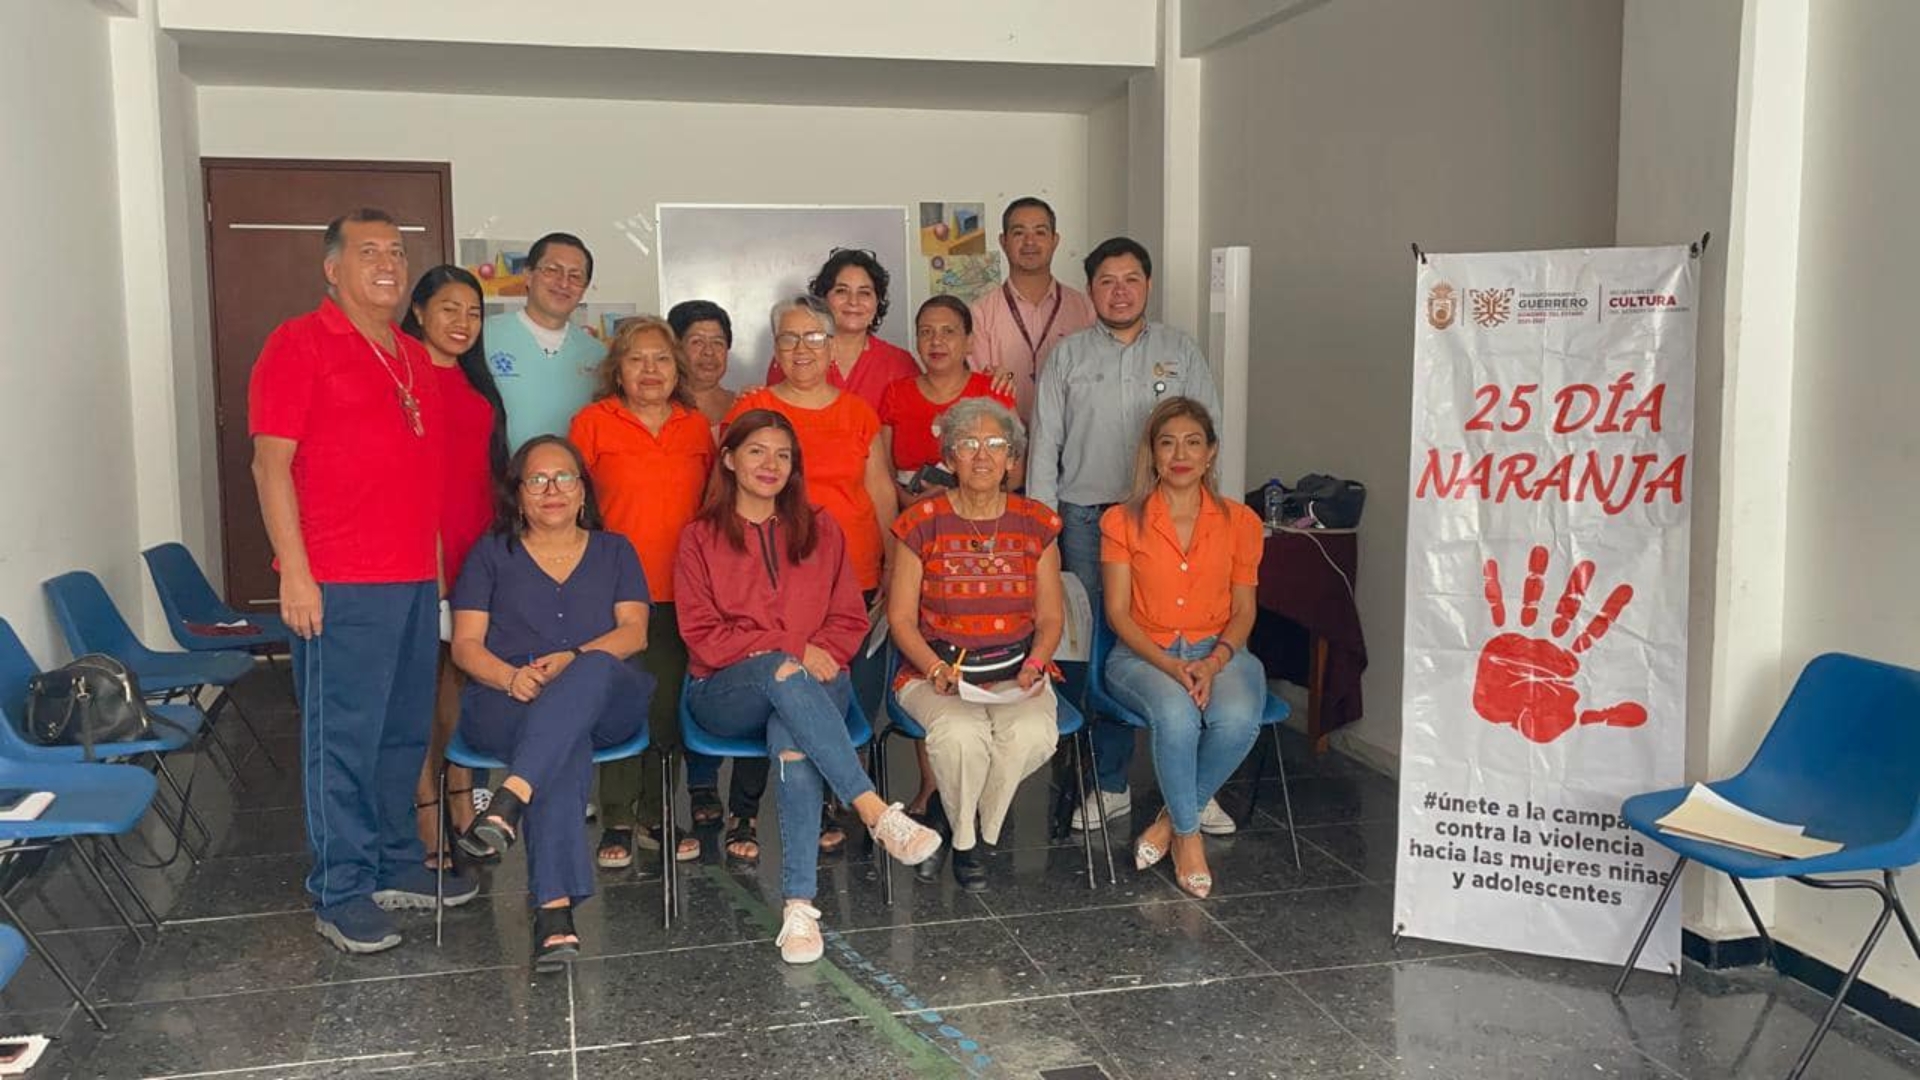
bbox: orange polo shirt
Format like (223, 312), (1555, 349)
(569, 398), (715, 603)
(1099, 492), (1263, 647)
(726, 388), (886, 591)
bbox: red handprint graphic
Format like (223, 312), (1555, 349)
(1473, 546), (1647, 743)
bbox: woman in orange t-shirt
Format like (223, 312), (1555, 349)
(570, 316), (713, 868)
(726, 296), (898, 594)
(1099, 397), (1265, 900)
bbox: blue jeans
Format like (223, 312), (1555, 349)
(1061, 501), (1133, 793)
(292, 581), (436, 914)
(1103, 635), (1263, 836)
(685, 653), (873, 901)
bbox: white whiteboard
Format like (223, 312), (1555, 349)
(657, 204), (913, 389)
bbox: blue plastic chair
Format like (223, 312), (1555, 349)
(879, 649), (1103, 894)
(1087, 615), (1301, 868)
(434, 724), (658, 943)
(0, 618), (213, 865)
(0, 925), (25, 989)
(1612, 653), (1920, 1080)
(0, 756), (163, 1030)
(677, 669), (875, 903)
(141, 543), (292, 655)
(43, 571), (277, 780)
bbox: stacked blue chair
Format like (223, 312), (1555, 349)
(0, 618), (211, 865)
(877, 649), (1104, 897)
(1612, 653), (1920, 1080)
(433, 724), (661, 944)
(0, 753), (163, 1030)
(1086, 616), (1301, 871)
(676, 671), (875, 906)
(43, 571), (276, 782)
(141, 543), (292, 658)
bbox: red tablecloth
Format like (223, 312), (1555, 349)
(1252, 528), (1367, 734)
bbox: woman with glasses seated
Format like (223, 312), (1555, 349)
(887, 397), (1064, 891)
(450, 435), (654, 971)
(1100, 398), (1265, 900)
(677, 409), (942, 964)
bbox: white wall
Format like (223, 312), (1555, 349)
(161, 0), (1158, 68)
(1199, 0), (1623, 766)
(196, 87), (1092, 351)
(1085, 94), (1131, 250)
(0, 1), (142, 662)
(1776, 0), (1920, 1006)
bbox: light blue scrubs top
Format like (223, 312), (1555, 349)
(483, 311), (606, 450)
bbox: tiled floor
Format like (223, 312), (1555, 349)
(4, 668), (1919, 1078)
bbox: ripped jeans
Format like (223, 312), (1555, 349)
(685, 652), (873, 901)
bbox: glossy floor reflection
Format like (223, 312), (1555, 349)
(3, 667), (1917, 1078)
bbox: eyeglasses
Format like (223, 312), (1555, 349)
(683, 334), (728, 352)
(533, 263), (589, 287)
(916, 325), (965, 341)
(952, 436), (1012, 457)
(775, 331), (832, 352)
(522, 471), (582, 494)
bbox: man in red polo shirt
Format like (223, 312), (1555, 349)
(250, 208), (477, 955)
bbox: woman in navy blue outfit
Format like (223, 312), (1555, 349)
(450, 435), (655, 970)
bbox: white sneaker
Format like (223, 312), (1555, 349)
(777, 903), (824, 964)
(1198, 797), (1238, 836)
(870, 803), (943, 866)
(1070, 786), (1132, 831)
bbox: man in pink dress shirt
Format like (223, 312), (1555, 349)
(968, 198), (1097, 424)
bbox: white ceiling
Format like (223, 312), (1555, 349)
(173, 31), (1143, 114)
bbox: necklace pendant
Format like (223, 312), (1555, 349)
(399, 388), (424, 437)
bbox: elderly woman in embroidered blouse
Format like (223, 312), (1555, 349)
(1099, 397), (1265, 900)
(888, 397), (1063, 892)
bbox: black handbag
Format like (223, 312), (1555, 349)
(929, 634), (1034, 685)
(24, 654), (172, 760)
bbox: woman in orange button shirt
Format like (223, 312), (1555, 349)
(1100, 398), (1265, 899)
(570, 316), (714, 868)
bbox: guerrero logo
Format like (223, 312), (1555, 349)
(1469, 287), (1515, 328)
(1426, 283), (1458, 330)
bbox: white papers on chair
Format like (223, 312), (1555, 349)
(0, 792), (53, 822)
(0, 1034), (49, 1075)
(1055, 572), (1091, 663)
(957, 679), (1046, 705)
(1654, 784), (1842, 860)
(863, 597), (890, 659)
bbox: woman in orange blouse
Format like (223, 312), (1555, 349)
(726, 295), (899, 594)
(1099, 398), (1265, 899)
(569, 316), (714, 868)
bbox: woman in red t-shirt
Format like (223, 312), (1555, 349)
(402, 265), (508, 869)
(879, 296), (1021, 510)
(765, 248), (919, 408)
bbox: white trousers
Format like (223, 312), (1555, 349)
(898, 679), (1059, 850)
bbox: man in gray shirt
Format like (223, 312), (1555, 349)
(1029, 237), (1226, 832)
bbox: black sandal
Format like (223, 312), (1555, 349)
(532, 906), (579, 972)
(690, 787), (724, 827)
(819, 805), (847, 855)
(596, 827), (635, 870)
(415, 798), (454, 871)
(443, 786), (496, 861)
(461, 785), (524, 859)
(724, 817), (759, 862)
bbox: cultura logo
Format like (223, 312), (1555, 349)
(1426, 283), (1458, 330)
(1469, 287), (1515, 328)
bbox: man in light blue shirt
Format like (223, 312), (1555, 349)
(483, 232), (606, 449)
(1028, 236), (1225, 832)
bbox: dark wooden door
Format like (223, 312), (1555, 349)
(203, 159), (453, 610)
